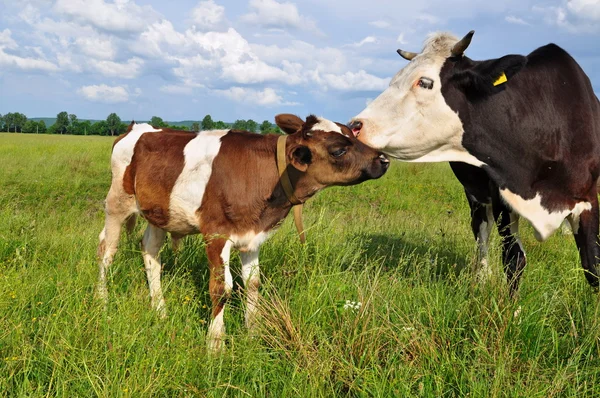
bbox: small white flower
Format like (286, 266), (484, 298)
(342, 300), (362, 311)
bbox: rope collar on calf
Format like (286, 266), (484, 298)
(276, 135), (306, 244)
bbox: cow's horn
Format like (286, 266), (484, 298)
(397, 49), (418, 60)
(451, 30), (475, 56)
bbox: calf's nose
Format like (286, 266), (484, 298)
(348, 120), (363, 137)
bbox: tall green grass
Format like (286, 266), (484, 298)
(1, 132), (599, 396)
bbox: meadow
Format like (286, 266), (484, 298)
(1, 132), (599, 397)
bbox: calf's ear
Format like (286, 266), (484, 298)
(452, 55), (527, 98)
(289, 145), (312, 172)
(275, 114), (304, 134)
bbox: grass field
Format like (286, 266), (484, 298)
(1, 132), (599, 397)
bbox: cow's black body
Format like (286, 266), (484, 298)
(442, 44), (600, 292)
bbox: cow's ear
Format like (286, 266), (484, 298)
(275, 114), (304, 135)
(452, 55), (527, 97)
(289, 145), (312, 172)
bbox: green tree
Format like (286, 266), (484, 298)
(22, 120), (38, 134)
(79, 120), (91, 135)
(259, 120), (271, 134)
(3, 113), (14, 132)
(90, 120), (109, 136)
(67, 114), (80, 135)
(106, 113), (122, 136)
(246, 119), (258, 133)
(214, 120), (227, 129)
(231, 119), (246, 130)
(150, 116), (166, 128)
(38, 120), (47, 134)
(191, 121), (200, 132)
(201, 114), (214, 130)
(55, 111), (69, 134)
(0, 114), (3, 131)
(3, 112), (27, 132)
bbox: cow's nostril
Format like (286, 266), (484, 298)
(378, 154), (389, 163)
(349, 120), (363, 137)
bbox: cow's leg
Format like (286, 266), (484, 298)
(241, 249), (260, 330)
(467, 194), (494, 281)
(141, 224), (167, 316)
(206, 238), (233, 352)
(492, 200), (527, 295)
(97, 189), (135, 301)
(568, 194), (600, 289)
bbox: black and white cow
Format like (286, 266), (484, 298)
(350, 31), (600, 293)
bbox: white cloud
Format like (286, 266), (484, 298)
(91, 57), (144, 79)
(159, 85), (194, 95)
(505, 15), (530, 25)
(369, 20), (391, 29)
(78, 84), (129, 103)
(0, 29), (59, 72)
(221, 59), (297, 84)
(18, 4), (41, 25)
(312, 70), (389, 92)
(76, 36), (116, 60)
(251, 40), (347, 74)
(346, 36), (378, 48)
(241, 0), (321, 34)
(215, 86), (299, 106)
(191, 0), (226, 30)
(397, 33), (408, 45)
(54, 0), (160, 34)
(567, 0), (600, 20)
(416, 14), (440, 24)
(0, 29), (18, 50)
(535, 1), (600, 32)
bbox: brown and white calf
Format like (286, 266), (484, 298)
(97, 114), (389, 350)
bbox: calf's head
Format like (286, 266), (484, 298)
(349, 30), (526, 162)
(275, 114), (389, 189)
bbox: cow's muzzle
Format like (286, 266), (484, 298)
(348, 120), (363, 137)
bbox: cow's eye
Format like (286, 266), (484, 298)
(331, 148), (347, 158)
(417, 77), (434, 90)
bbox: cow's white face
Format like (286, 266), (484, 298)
(351, 32), (483, 166)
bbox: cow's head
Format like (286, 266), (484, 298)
(349, 31), (527, 163)
(274, 114), (389, 188)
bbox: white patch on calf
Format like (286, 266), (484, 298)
(311, 117), (343, 134)
(221, 240), (233, 295)
(230, 230), (273, 252)
(112, 123), (162, 171)
(207, 309), (225, 351)
(500, 189), (592, 241)
(169, 130), (229, 231)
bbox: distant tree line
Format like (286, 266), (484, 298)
(0, 111), (282, 135)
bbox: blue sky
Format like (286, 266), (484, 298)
(1, 0), (599, 123)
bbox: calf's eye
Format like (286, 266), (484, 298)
(417, 77), (434, 90)
(331, 148), (347, 158)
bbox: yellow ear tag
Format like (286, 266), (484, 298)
(493, 72), (508, 86)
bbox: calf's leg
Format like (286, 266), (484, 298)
(206, 237), (233, 351)
(141, 224), (167, 316)
(241, 249), (260, 329)
(97, 189), (136, 301)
